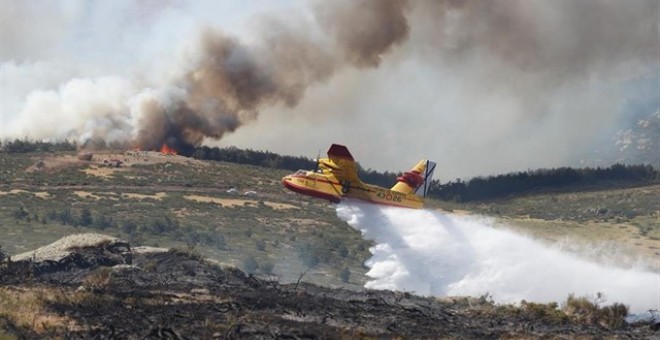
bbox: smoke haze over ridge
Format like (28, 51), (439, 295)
(2, 0), (658, 179)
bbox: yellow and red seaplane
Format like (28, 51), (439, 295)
(282, 144), (436, 209)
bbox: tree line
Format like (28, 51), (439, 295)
(190, 145), (659, 201)
(1, 138), (77, 153)
(3, 139), (657, 201)
(428, 164), (659, 202)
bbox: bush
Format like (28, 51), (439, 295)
(598, 303), (629, 328)
(562, 293), (629, 328)
(338, 244), (349, 257)
(94, 215), (114, 230)
(79, 208), (93, 226)
(58, 208), (74, 225)
(260, 261), (275, 275)
(215, 233), (227, 250)
(520, 300), (569, 324)
(12, 206), (29, 221)
(255, 239), (266, 251)
(242, 256), (258, 275)
(339, 267), (350, 283)
(148, 216), (178, 234)
(122, 220), (138, 235)
(46, 210), (58, 221)
(297, 243), (320, 268)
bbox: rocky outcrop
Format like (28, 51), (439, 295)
(1, 234), (131, 284)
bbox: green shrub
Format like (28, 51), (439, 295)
(242, 256), (258, 275)
(338, 244), (349, 257)
(255, 239), (266, 251)
(12, 206), (28, 221)
(260, 261), (274, 275)
(58, 208), (73, 225)
(94, 215), (114, 230)
(339, 267), (350, 283)
(297, 243), (320, 268)
(122, 220), (138, 235)
(79, 208), (93, 226)
(215, 233), (227, 250)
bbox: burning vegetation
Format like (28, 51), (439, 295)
(159, 144), (177, 156)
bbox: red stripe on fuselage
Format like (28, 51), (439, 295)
(286, 175), (420, 208)
(282, 180), (341, 203)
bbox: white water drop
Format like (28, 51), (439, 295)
(337, 200), (660, 313)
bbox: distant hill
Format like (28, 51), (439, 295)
(2, 139), (658, 203)
(583, 110), (660, 168)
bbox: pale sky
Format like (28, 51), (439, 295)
(1, 1), (657, 180)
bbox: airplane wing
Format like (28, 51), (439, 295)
(322, 144), (361, 183)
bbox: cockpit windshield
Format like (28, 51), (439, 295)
(295, 170), (307, 175)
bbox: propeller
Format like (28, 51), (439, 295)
(313, 150), (321, 173)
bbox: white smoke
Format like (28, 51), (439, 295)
(337, 200), (660, 313)
(2, 1), (657, 177)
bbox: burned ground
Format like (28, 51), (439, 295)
(0, 235), (655, 339)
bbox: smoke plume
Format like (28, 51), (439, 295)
(3, 0), (413, 154)
(2, 0), (657, 175)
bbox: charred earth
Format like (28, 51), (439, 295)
(0, 234), (655, 339)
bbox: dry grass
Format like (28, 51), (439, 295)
(0, 287), (77, 334)
(562, 293), (629, 328)
(122, 192), (167, 201)
(81, 166), (124, 178)
(73, 191), (104, 200)
(497, 217), (660, 268)
(182, 195), (297, 210)
(184, 195), (256, 207)
(0, 190), (52, 200)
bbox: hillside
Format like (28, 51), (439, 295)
(0, 151), (372, 289)
(430, 184), (660, 268)
(1, 235), (655, 339)
(1, 150), (659, 338)
(1, 150), (659, 281)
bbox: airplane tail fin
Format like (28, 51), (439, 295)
(391, 159), (437, 198)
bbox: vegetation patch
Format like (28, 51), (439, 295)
(121, 192), (167, 201)
(183, 195), (258, 207)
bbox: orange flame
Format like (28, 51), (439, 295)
(160, 144), (177, 155)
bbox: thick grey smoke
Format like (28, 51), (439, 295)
(221, 0), (659, 177)
(3, 0), (413, 154)
(2, 0), (657, 176)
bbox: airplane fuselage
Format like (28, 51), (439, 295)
(282, 170), (424, 209)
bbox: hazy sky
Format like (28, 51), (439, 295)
(2, 0), (657, 180)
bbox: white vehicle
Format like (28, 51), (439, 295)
(226, 188), (239, 194)
(244, 191), (257, 197)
